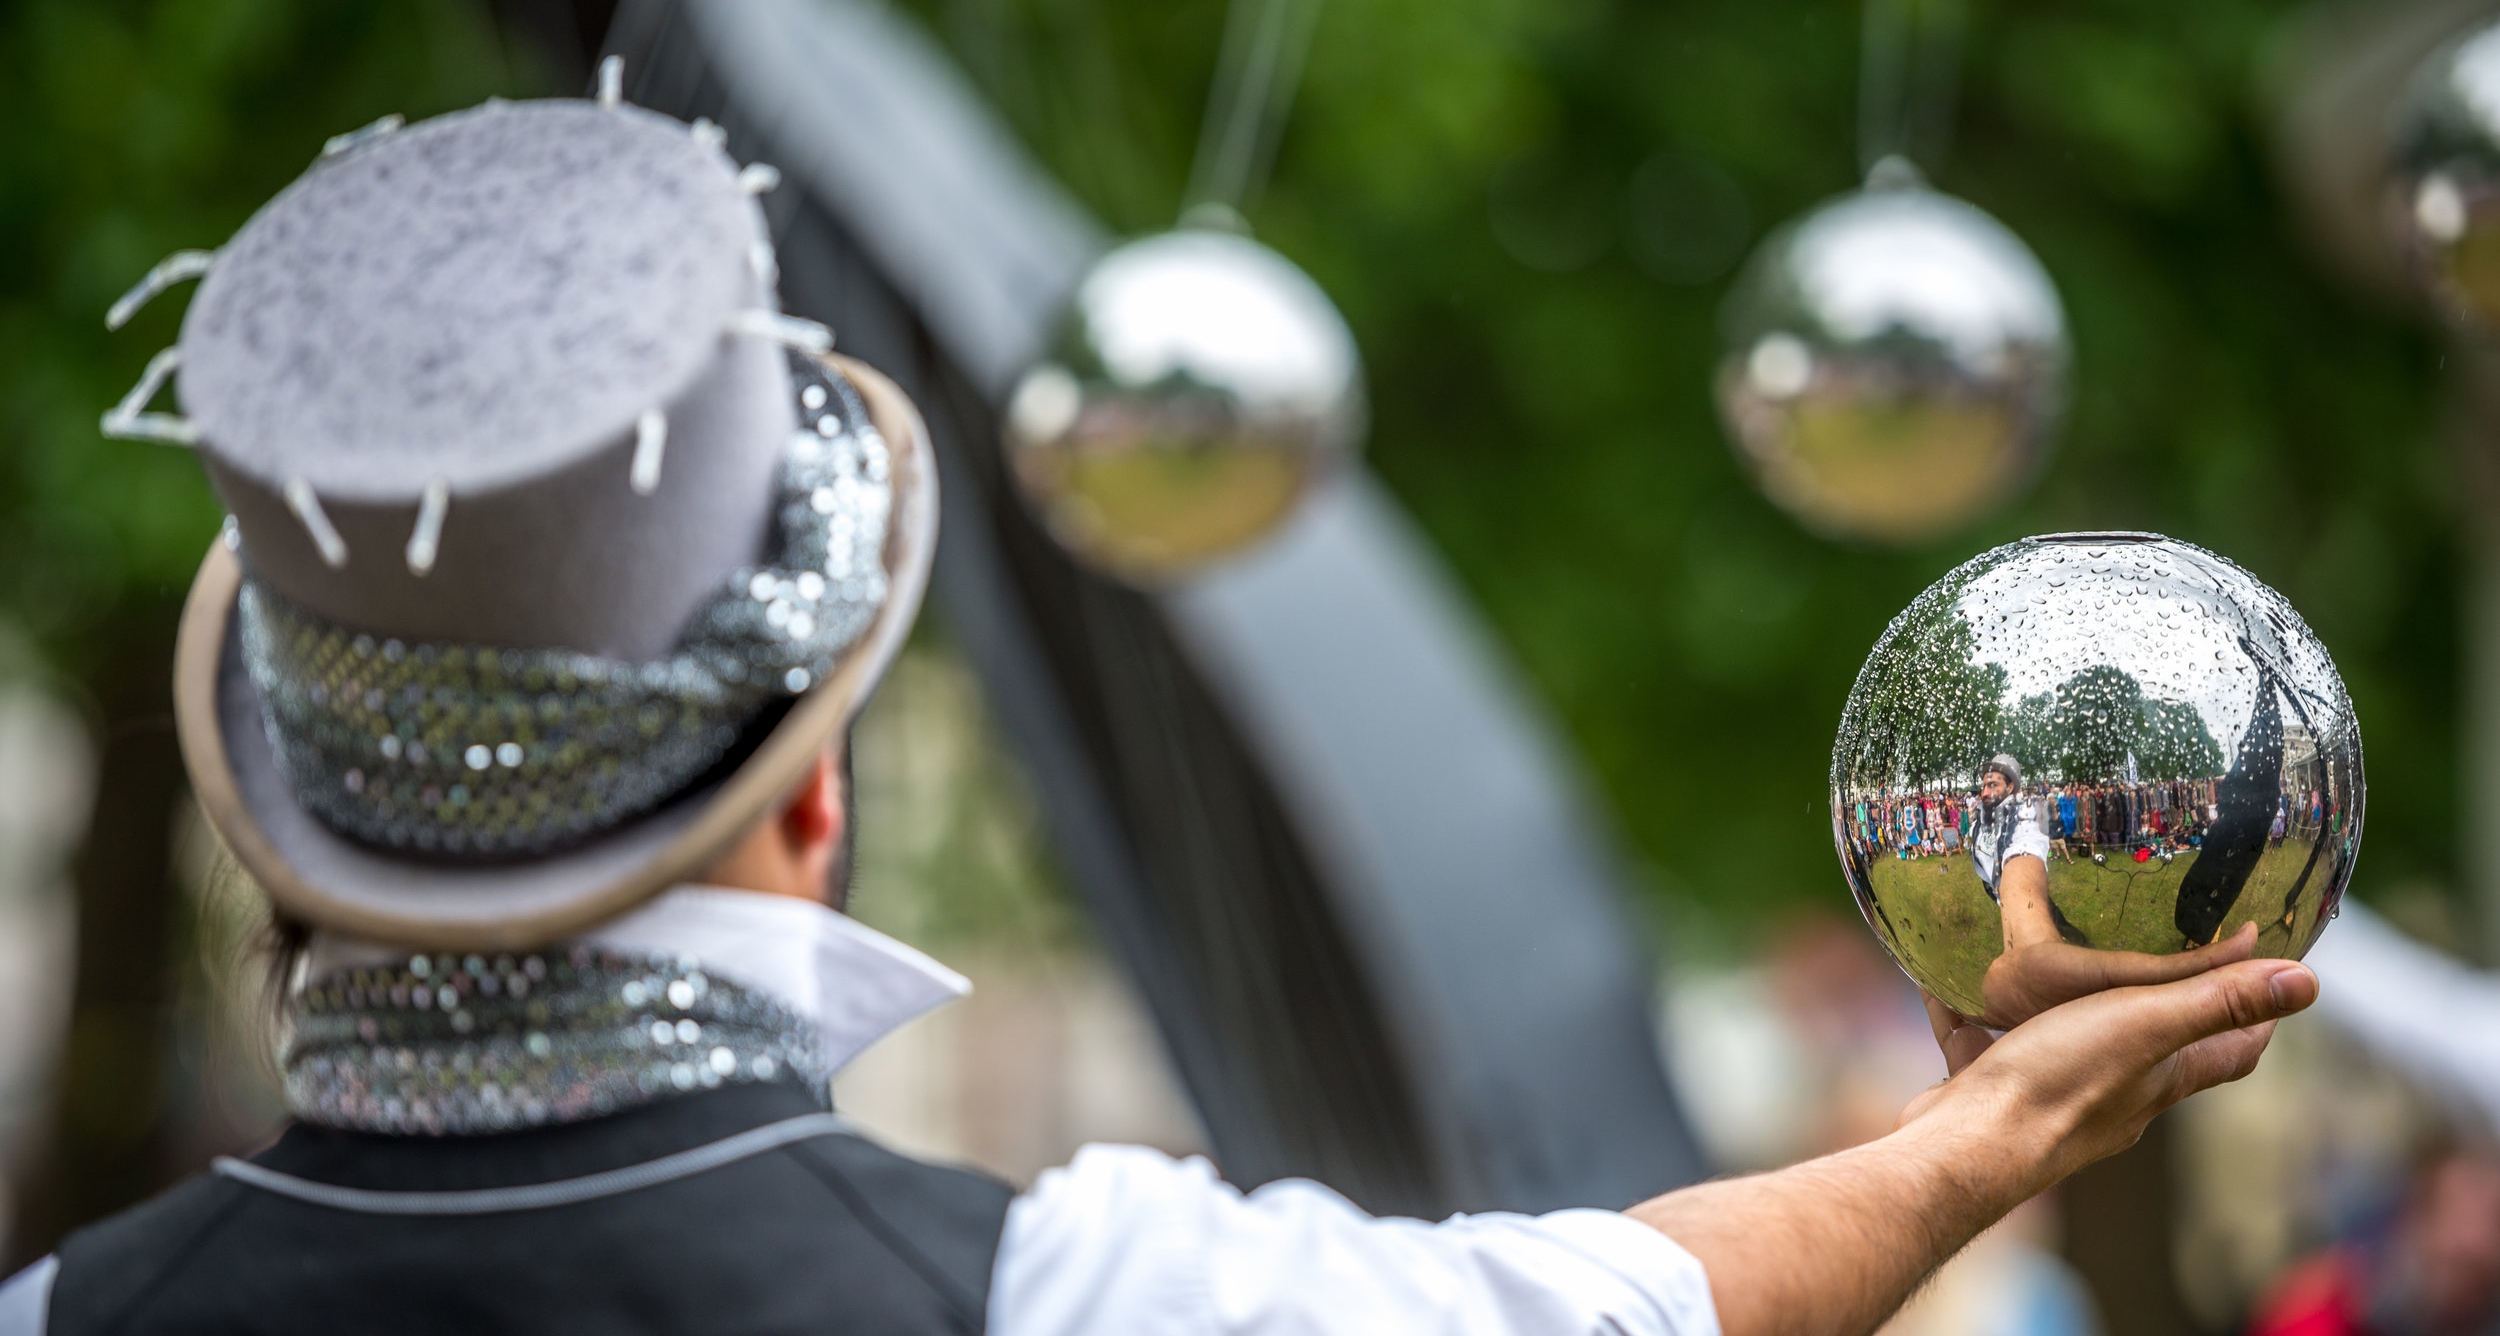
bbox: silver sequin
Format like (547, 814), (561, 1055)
(238, 354), (894, 858)
(285, 945), (831, 1134)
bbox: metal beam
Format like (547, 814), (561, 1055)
(607, 0), (1704, 1212)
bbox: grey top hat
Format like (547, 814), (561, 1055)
(116, 80), (937, 949)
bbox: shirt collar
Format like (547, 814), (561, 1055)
(300, 885), (970, 1078)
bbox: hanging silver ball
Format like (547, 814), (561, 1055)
(1832, 533), (2364, 1028)
(1717, 161), (2069, 545)
(1005, 227), (1364, 582)
(2391, 22), (2500, 331)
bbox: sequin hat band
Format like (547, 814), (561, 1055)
(238, 353), (891, 861)
(170, 353), (940, 951)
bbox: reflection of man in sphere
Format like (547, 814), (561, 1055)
(1969, 756), (2049, 905)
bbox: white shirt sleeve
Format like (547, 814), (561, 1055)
(0, 1256), (54, 1336)
(2008, 804), (2051, 865)
(988, 1144), (1720, 1336)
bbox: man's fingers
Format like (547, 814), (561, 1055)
(1921, 991), (1958, 1046)
(1904, 993), (1993, 1127)
(2084, 923), (2263, 991)
(1922, 991), (1993, 1076)
(2165, 1020), (2278, 1100)
(2188, 922), (2261, 967)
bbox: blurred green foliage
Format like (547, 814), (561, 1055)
(904, 0), (2464, 940)
(0, 0), (529, 676)
(0, 0), (2465, 946)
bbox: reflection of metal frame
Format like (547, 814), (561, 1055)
(597, 0), (1702, 1213)
(2164, 545), (2345, 741)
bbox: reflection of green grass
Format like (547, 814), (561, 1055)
(1859, 837), (2335, 1017)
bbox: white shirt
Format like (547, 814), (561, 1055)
(1969, 798), (2050, 894)
(0, 886), (1719, 1335)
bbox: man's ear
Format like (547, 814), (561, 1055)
(777, 748), (844, 851)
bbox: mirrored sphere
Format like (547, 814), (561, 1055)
(1718, 170), (2068, 545)
(2392, 22), (2500, 330)
(1832, 533), (2364, 1027)
(1004, 229), (1365, 582)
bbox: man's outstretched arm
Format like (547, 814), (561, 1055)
(1630, 956), (2320, 1336)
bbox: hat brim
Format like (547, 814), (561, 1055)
(174, 355), (937, 950)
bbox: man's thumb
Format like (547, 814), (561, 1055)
(2265, 962), (2320, 1013)
(2172, 959), (2318, 1045)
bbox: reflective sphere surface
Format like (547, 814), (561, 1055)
(1005, 229), (1364, 582)
(1718, 175), (2068, 545)
(1832, 533), (2364, 1027)
(2393, 23), (2500, 331)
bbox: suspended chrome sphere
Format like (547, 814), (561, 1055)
(2392, 22), (2500, 331)
(1832, 533), (2363, 1027)
(1004, 229), (1364, 582)
(1717, 164), (2069, 545)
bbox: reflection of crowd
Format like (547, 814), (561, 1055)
(1848, 772), (2349, 867)
(1847, 793), (1973, 861)
(2049, 779), (2217, 861)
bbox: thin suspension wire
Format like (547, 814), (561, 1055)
(1856, 0), (1967, 181)
(1181, 0), (1325, 224)
(1908, 0), (1965, 178)
(1858, 0), (1909, 175)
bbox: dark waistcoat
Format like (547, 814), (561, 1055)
(46, 1083), (1013, 1335)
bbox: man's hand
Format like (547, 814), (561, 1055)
(1909, 954), (2316, 1188)
(1977, 922), (2260, 1027)
(1629, 956), (2319, 1336)
(1983, 850), (2261, 1026)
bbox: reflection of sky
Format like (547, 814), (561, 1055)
(1786, 191), (2064, 373)
(1945, 540), (2347, 763)
(1079, 232), (1357, 410)
(2450, 26), (2500, 134)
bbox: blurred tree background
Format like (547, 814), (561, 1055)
(905, 0), (2459, 935)
(0, 0), (2469, 1256)
(0, 0), (534, 1255)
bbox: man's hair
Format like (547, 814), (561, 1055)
(825, 738), (857, 911)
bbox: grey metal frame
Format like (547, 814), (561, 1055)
(605, 0), (1703, 1215)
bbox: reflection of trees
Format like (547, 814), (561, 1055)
(2000, 691), (2055, 779)
(1841, 599), (2229, 793)
(1837, 596), (2010, 792)
(2033, 666), (2221, 785)
(2136, 697), (2224, 783)
(2049, 665), (2138, 782)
